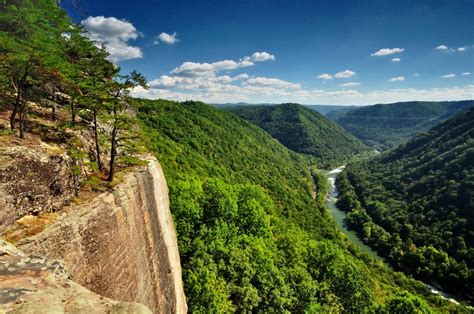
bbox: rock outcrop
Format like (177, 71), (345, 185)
(14, 156), (187, 313)
(0, 240), (152, 313)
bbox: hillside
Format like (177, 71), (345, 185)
(227, 103), (368, 167)
(333, 100), (474, 150)
(337, 108), (474, 301)
(136, 98), (463, 312)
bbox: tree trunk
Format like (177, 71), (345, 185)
(107, 125), (117, 182)
(71, 99), (76, 124)
(9, 90), (21, 130)
(9, 105), (17, 131)
(19, 107), (25, 139)
(51, 102), (56, 121)
(92, 108), (103, 171)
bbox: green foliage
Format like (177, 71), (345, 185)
(227, 103), (368, 167)
(0, 0), (72, 136)
(380, 291), (432, 314)
(137, 99), (385, 312)
(337, 108), (474, 301)
(333, 100), (474, 150)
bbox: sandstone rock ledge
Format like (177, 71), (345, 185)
(0, 240), (152, 313)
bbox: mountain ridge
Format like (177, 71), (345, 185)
(227, 103), (368, 167)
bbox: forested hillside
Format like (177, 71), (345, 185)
(137, 99), (464, 312)
(227, 103), (367, 167)
(333, 100), (474, 150)
(337, 108), (474, 301)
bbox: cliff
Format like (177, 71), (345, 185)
(3, 156), (187, 313)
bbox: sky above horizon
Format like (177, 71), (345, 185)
(64, 0), (474, 105)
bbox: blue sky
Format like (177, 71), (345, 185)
(64, 0), (474, 105)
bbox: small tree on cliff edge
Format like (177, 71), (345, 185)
(106, 70), (147, 182)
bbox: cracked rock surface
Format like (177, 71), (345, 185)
(0, 240), (152, 313)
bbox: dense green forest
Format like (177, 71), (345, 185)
(331, 101), (474, 150)
(227, 103), (368, 167)
(136, 99), (465, 312)
(0, 1), (468, 312)
(337, 108), (474, 301)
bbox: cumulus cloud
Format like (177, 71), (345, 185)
(171, 60), (253, 77)
(458, 47), (466, 52)
(339, 82), (361, 87)
(442, 74), (456, 78)
(371, 48), (404, 56)
(154, 32), (179, 45)
(318, 73), (333, 80)
(391, 58), (401, 62)
(245, 77), (300, 89)
(244, 52), (276, 62)
(388, 76), (405, 82)
(170, 52), (275, 77)
(81, 16), (142, 62)
(318, 70), (356, 80)
(233, 73), (250, 80)
(334, 70), (356, 78)
(462, 72), (471, 76)
(435, 45), (449, 51)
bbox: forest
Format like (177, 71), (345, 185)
(337, 108), (474, 301)
(136, 98), (461, 312)
(227, 103), (368, 168)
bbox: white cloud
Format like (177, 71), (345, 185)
(245, 52), (276, 62)
(154, 32), (179, 45)
(233, 73), (250, 80)
(318, 70), (356, 80)
(442, 74), (456, 78)
(458, 47), (466, 52)
(413, 73), (420, 77)
(245, 77), (300, 89)
(391, 58), (401, 62)
(171, 60), (251, 77)
(371, 48), (404, 56)
(339, 82), (361, 87)
(435, 45), (448, 51)
(334, 69), (356, 78)
(388, 76), (405, 82)
(81, 16), (142, 62)
(170, 52), (275, 77)
(462, 72), (471, 76)
(318, 73), (333, 80)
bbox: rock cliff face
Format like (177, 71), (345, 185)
(15, 156), (187, 313)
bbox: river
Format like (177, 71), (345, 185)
(322, 166), (384, 260)
(322, 166), (465, 306)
